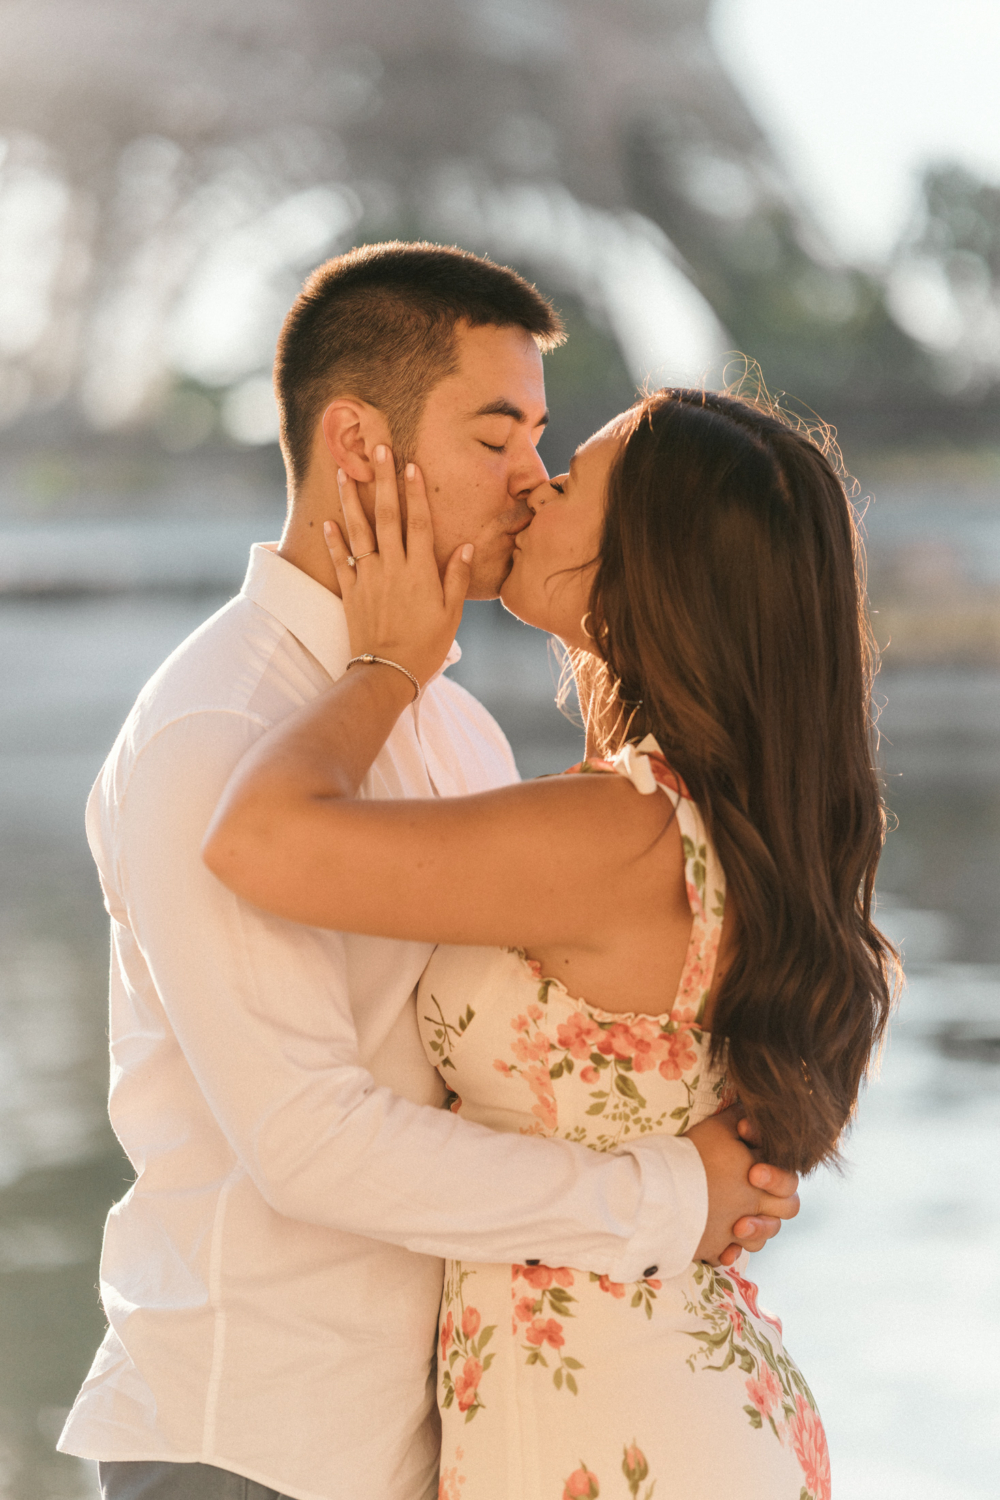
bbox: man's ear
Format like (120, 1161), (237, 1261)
(321, 399), (390, 482)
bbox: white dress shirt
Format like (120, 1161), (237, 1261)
(58, 544), (708, 1500)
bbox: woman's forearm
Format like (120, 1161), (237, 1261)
(203, 662), (414, 877)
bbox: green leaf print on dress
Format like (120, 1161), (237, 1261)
(683, 1264), (831, 1500)
(439, 1265), (497, 1423)
(422, 994), (475, 1071)
(512, 1262), (582, 1392)
(508, 1263), (666, 1395)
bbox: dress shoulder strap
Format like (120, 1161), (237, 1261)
(562, 735), (688, 796)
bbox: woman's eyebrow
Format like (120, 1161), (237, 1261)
(471, 399), (550, 427)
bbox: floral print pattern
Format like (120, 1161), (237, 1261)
(439, 1265), (497, 1422)
(494, 968), (725, 1143)
(418, 736), (826, 1499)
(682, 1261), (829, 1497)
(560, 1443), (657, 1500)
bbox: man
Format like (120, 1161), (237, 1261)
(59, 242), (799, 1500)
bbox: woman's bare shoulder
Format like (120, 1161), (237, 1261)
(440, 764), (682, 880)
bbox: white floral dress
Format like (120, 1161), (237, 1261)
(417, 737), (830, 1500)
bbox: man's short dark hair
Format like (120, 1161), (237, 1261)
(274, 240), (564, 488)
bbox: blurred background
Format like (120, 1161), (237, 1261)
(0, 1), (998, 1496)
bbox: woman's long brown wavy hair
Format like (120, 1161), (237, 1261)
(573, 387), (899, 1173)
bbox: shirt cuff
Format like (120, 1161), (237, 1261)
(609, 1134), (708, 1283)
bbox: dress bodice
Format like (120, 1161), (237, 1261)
(419, 740), (829, 1500)
(417, 736), (733, 1146)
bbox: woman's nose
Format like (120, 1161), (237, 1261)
(525, 478), (550, 514)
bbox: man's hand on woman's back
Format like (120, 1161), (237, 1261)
(686, 1105), (800, 1266)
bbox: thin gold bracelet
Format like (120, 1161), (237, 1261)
(345, 653), (420, 701)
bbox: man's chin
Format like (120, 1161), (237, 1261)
(466, 553), (515, 602)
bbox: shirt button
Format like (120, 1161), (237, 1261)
(643, 1265), (659, 1278)
(525, 1259), (540, 1266)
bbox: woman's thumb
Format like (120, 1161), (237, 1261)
(443, 542), (474, 613)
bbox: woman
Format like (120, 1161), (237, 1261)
(204, 388), (896, 1500)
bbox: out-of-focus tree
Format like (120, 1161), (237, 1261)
(888, 163), (1000, 400)
(0, 0), (995, 449)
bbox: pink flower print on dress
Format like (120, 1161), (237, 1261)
(580, 1064), (600, 1084)
(744, 1362), (782, 1419)
(728, 1267), (784, 1337)
(596, 1274), (626, 1299)
(440, 1310), (454, 1361)
(716, 1287), (744, 1337)
(788, 1395), (831, 1500)
(492, 1059), (511, 1077)
(516, 1264), (574, 1291)
(525, 1317), (565, 1350)
(555, 1012), (603, 1060)
(621, 1442), (649, 1498)
(562, 1465), (600, 1499)
(437, 1446), (466, 1500)
(522, 1062), (558, 1130)
(513, 1295), (535, 1325)
(454, 1356), (484, 1413)
(437, 1473), (460, 1500)
(675, 927), (719, 1013)
(597, 1021), (642, 1061)
(626, 1017), (671, 1075)
(511, 1029), (550, 1066)
(461, 1305), (481, 1338)
(657, 1028), (699, 1082)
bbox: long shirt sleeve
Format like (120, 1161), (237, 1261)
(107, 708), (707, 1283)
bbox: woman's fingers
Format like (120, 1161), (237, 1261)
(442, 542), (474, 618)
(322, 520), (355, 587)
(401, 461), (436, 566)
(337, 470), (376, 560)
(372, 445), (405, 563)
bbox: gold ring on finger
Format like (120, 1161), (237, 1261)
(346, 549), (378, 568)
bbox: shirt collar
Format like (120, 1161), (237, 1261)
(239, 543), (461, 683)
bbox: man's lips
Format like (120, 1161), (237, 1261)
(507, 516), (533, 548)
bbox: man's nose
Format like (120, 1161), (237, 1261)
(511, 440), (549, 498)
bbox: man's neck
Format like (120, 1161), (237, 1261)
(278, 496), (343, 596)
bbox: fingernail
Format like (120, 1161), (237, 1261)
(405, 462), (416, 480)
(461, 543), (474, 563)
(375, 444), (386, 463)
(754, 1166), (770, 1187)
(323, 520), (333, 537)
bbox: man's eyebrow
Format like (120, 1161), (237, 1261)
(472, 399), (549, 426)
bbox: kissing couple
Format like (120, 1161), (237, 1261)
(60, 242), (894, 1500)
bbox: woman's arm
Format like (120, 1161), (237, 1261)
(204, 714), (670, 945)
(203, 454), (677, 948)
